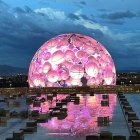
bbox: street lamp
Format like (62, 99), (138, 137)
(129, 80), (132, 86)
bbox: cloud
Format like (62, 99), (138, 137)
(1, 4), (108, 67)
(80, 1), (86, 5)
(98, 9), (108, 12)
(0, 0), (140, 70)
(33, 8), (119, 41)
(14, 6), (32, 14)
(101, 10), (137, 20)
(68, 10), (136, 41)
(72, 10), (111, 34)
(68, 13), (80, 20)
(105, 20), (124, 25)
(68, 13), (94, 21)
(80, 14), (91, 20)
(34, 7), (66, 20)
(73, 0), (87, 8)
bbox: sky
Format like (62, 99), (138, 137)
(0, 0), (140, 70)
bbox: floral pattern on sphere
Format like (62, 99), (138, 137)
(28, 33), (116, 87)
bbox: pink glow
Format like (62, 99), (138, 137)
(42, 62), (51, 73)
(51, 50), (64, 64)
(65, 50), (75, 61)
(30, 94), (117, 137)
(28, 33), (116, 87)
(69, 64), (84, 79)
(85, 62), (98, 77)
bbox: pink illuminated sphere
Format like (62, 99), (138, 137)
(28, 33), (116, 87)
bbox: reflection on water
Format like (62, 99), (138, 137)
(30, 94), (116, 137)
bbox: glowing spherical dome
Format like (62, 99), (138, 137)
(28, 33), (116, 87)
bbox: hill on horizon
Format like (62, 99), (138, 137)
(0, 65), (140, 76)
(0, 65), (28, 76)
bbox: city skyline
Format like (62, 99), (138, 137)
(0, 0), (140, 71)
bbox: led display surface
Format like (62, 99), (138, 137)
(28, 34), (116, 87)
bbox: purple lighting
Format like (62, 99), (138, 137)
(28, 33), (116, 87)
(30, 94), (117, 136)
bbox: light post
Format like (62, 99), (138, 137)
(129, 80), (132, 86)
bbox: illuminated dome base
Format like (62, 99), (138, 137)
(28, 33), (116, 87)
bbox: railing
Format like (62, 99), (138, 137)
(0, 85), (140, 95)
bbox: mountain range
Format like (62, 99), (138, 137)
(0, 65), (28, 76)
(0, 65), (140, 76)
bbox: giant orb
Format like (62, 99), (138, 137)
(28, 33), (116, 87)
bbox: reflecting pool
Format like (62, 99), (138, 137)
(30, 94), (116, 137)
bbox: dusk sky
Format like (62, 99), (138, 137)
(0, 0), (140, 70)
